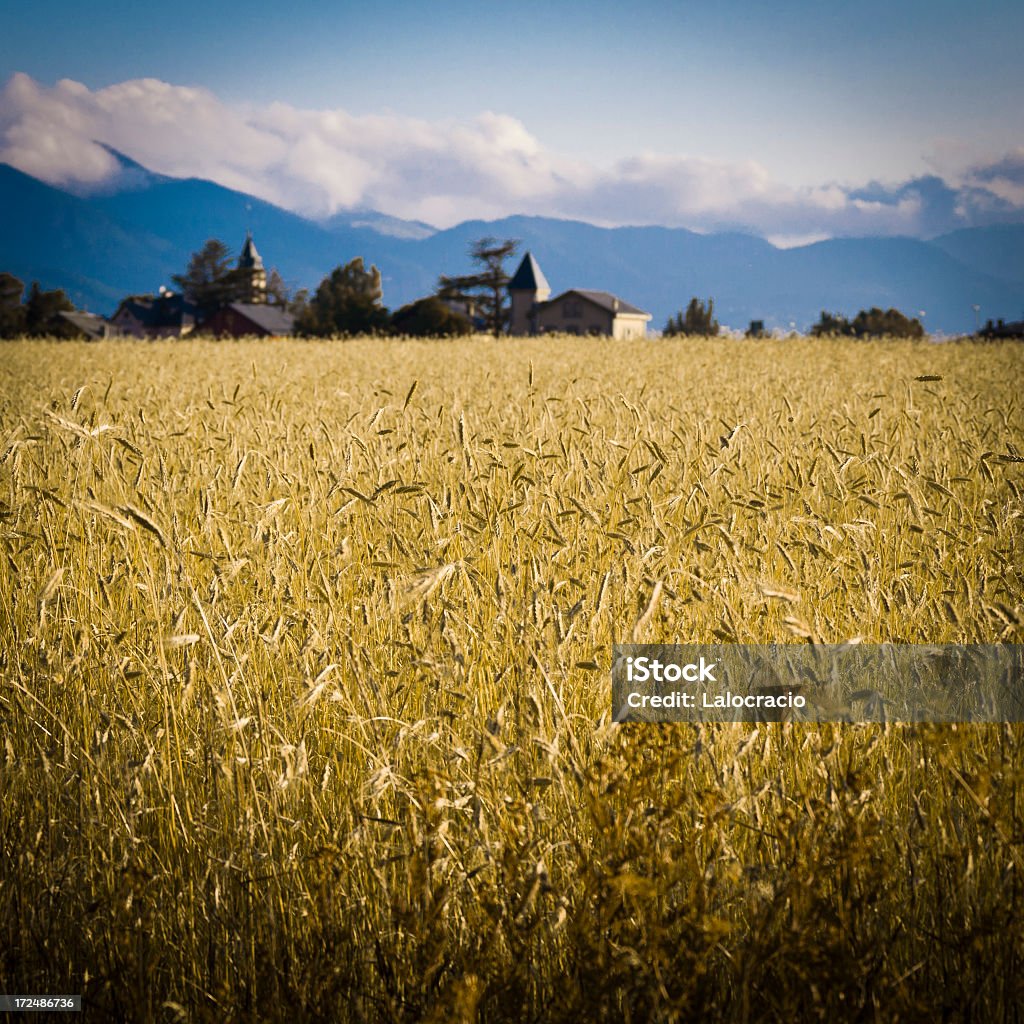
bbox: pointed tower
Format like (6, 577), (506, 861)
(237, 232), (267, 304)
(508, 252), (550, 335)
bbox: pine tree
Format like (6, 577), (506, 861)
(24, 281), (73, 336)
(172, 239), (243, 318)
(296, 258), (389, 337)
(437, 238), (519, 338)
(663, 297), (719, 336)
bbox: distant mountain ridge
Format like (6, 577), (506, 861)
(1, 156), (1021, 334)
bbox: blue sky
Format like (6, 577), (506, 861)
(2, 0), (1022, 238)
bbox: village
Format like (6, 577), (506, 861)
(0, 232), (665, 341)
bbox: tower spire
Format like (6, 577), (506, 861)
(237, 231), (266, 304)
(508, 252), (550, 335)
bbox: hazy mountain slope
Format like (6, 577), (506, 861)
(929, 225), (1024, 291)
(773, 237), (1015, 333)
(0, 164), (174, 309)
(89, 177), (393, 290)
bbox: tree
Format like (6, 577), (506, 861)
(811, 307), (924, 338)
(810, 311), (852, 337)
(437, 237), (519, 338)
(663, 297), (719, 337)
(266, 268), (293, 309)
(286, 288), (310, 319)
(296, 258), (389, 337)
(265, 271), (310, 318)
(172, 239), (242, 318)
(0, 272), (25, 338)
(391, 296), (472, 337)
(24, 281), (73, 336)
(850, 307), (925, 339)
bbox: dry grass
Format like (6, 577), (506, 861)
(1, 336), (1023, 1022)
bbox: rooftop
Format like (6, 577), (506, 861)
(508, 252), (550, 293)
(226, 302), (294, 335)
(114, 292), (197, 327)
(544, 288), (650, 318)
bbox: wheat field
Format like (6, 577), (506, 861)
(2, 336), (1023, 1022)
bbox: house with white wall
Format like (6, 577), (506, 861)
(508, 252), (651, 338)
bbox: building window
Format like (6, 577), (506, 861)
(563, 300), (581, 318)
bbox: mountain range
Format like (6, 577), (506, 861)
(2, 151), (1022, 335)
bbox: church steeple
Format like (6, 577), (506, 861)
(237, 231), (267, 304)
(508, 252), (551, 335)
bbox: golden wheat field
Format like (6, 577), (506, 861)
(2, 336), (1023, 1022)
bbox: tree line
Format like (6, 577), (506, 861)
(809, 307), (925, 339)
(294, 237), (516, 338)
(293, 258), (474, 338)
(659, 300), (926, 338)
(164, 237), (522, 337)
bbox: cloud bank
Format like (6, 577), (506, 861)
(2, 72), (1021, 239)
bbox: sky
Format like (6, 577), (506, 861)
(2, 0), (1023, 242)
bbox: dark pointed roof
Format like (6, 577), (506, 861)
(509, 252), (550, 292)
(238, 232), (264, 270)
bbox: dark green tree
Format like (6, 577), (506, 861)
(172, 239), (242, 318)
(663, 297), (719, 337)
(0, 272), (25, 338)
(437, 237), (519, 338)
(850, 307), (925, 339)
(391, 296), (472, 337)
(811, 308), (924, 338)
(24, 281), (73, 336)
(296, 258), (389, 337)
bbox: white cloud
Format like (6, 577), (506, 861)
(1, 72), (1021, 237)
